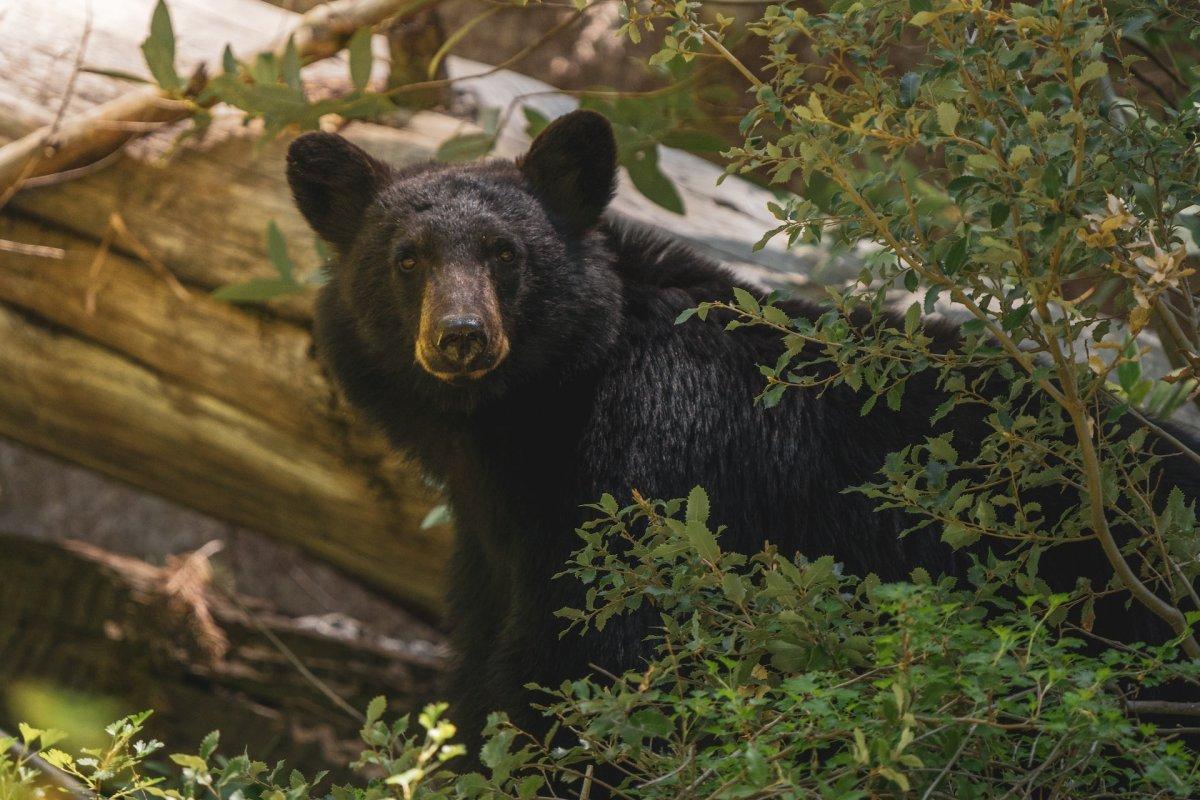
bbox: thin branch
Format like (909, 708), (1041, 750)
(1126, 700), (1200, 717)
(0, 239), (66, 259)
(0, 0), (428, 196)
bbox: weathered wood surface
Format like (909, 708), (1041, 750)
(0, 535), (444, 771)
(0, 215), (448, 609)
(0, 0), (815, 611)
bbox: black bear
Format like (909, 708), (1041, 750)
(286, 110), (1200, 755)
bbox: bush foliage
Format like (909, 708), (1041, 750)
(5, 491), (1200, 797)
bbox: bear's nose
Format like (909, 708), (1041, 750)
(435, 315), (488, 368)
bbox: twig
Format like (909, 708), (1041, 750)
(1119, 398), (1200, 469)
(84, 219), (117, 315)
(107, 212), (191, 302)
(1125, 700), (1200, 717)
(921, 723), (977, 800)
(216, 585), (366, 723)
(49, 0), (93, 135)
(0, 239), (66, 259)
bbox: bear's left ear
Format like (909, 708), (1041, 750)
(519, 109), (617, 234)
(287, 131), (392, 251)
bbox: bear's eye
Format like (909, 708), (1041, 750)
(497, 248), (516, 264)
(398, 256), (417, 272)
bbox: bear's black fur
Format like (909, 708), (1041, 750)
(287, 110), (1200, 755)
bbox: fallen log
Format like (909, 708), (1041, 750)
(0, 534), (444, 771)
(0, 231), (447, 610)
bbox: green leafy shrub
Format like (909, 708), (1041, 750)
(6, 491), (1200, 797)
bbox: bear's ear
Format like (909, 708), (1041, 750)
(519, 110), (617, 234)
(287, 131), (392, 250)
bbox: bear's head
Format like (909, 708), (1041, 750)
(287, 110), (624, 410)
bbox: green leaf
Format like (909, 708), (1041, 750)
(1041, 165), (1061, 198)
(684, 486), (720, 561)
(522, 106), (551, 138)
(18, 723), (39, 746)
(936, 102), (959, 136)
(347, 27), (374, 92)
(80, 67), (153, 84)
(686, 485), (710, 528)
(170, 754), (209, 772)
(722, 572), (746, 604)
(365, 696), (387, 725)
(732, 286), (761, 315)
(903, 302), (921, 336)
(943, 235), (969, 274)
(266, 221), (294, 280)
(212, 278), (304, 303)
(624, 147), (684, 214)
(436, 133), (496, 163)
(141, 0), (182, 93)
(280, 36), (301, 91)
(1078, 60), (1109, 86)
(909, 10), (941, 27)
(629, 709), (673, 737)
(658, 129), (726, 152)
(199, 731), (220, 759)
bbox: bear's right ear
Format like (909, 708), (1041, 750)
(287, 132), (392, 251)
(519, 109), (617, 234)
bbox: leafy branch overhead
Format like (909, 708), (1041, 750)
(640, 0), (1200, 658)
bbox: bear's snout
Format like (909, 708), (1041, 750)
(435, 315), (487, 369)
(414, 268), (510, 384)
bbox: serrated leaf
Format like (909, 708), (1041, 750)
(732, 286), (761, 314)
(936, 102), (959, 136)
(141, 0), (182, 93)
(686, 486), (710, 528)
(347, 27), (374, 91)
(1078, 60), (1109, 86)
(722, 572), (746, 604)
(903, 301), (921, 335)
(365, 696), (387, 725)
(199, 731), (220, 759)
